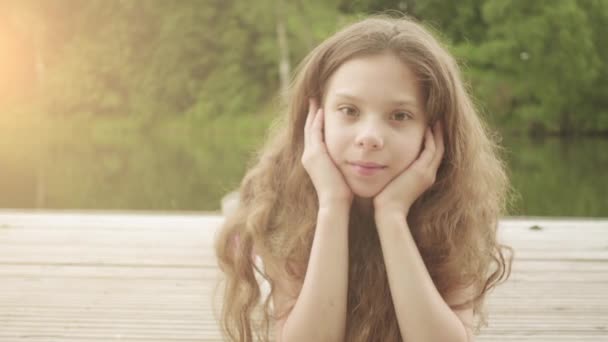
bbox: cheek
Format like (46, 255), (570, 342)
(392, 134), (425, 170)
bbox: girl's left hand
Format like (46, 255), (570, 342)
(373, 121), (445, 218)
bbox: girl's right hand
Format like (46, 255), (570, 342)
(301, 98), (354, 209)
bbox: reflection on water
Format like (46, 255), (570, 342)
(1, 132), (606, 217)
(502, 136), (608, 217)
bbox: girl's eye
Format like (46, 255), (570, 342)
(339, 107), (358, 117)
(391, 112), (411, 121)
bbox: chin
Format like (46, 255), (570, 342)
(351, 186), (382, 199)
(345, 175), (390, 199)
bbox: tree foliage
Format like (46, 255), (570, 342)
(4, 0), (607, 135)
(1, 0), (607, 211)
(340, 0), (608, 134)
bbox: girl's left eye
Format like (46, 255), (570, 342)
(391, 112), (411, 121)
(339, 107), (358, 117)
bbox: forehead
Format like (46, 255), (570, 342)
(325, 53), (423, 106)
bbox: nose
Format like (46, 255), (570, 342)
(355, 125), (384, 150)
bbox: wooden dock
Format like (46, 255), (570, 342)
(0, 210), (607, 341)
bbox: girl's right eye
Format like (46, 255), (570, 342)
(339, 106), (358, 117)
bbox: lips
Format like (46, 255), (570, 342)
(348, 161), (387, 177)
(349, 161), (387, 169)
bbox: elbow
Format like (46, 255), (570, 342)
(450, 323), (472, 342)
(430, 319), (470, 342)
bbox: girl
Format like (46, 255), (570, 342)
(214, 15), (513, 342)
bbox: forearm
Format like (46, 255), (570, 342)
(375, 211), (468, 342)
(281, 204), (350, 342)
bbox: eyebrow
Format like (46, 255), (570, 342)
(333, 92), (419, 107)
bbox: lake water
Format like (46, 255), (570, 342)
(1, 135), (606, 217)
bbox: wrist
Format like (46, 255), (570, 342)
(319, 198), (352, 212)
(373, 198), (409, 214)
(374, 206), (409, 222)
(316, 203), (351, 233)
(318, 202), (351, 216)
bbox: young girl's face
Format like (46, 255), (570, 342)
(322, 52), (428, 198)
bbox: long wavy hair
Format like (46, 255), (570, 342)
(213, 15), (514, 342)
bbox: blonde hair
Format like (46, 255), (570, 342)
(214, 14), (513, 341)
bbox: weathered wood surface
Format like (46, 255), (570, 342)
(0, 210), (607, 341)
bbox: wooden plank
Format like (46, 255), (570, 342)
(0, 211), (607, 342)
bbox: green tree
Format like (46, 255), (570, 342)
(474, 0), (601, 134)
(337, 0), (608, 135)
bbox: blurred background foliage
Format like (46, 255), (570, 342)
(0, 0), (606, 216)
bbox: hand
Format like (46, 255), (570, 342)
(373, 121), (445, 217)
(301, 98), (354, 208)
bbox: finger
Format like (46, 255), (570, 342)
(304, 98), (317, 137)
(304, 99), (319, 147)
(311, 107), (325, 144)
(431, 121), (445, 169)
(417, 127), (435, 167)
